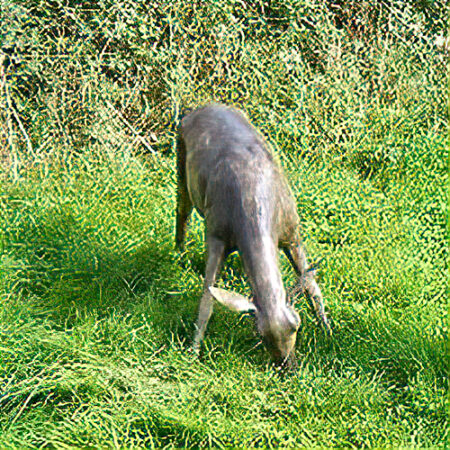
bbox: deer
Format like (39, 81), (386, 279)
(175, 103), (331, 367)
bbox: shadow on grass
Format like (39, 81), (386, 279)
(4, 200), (446, 394)
(3, 200), (191, 327)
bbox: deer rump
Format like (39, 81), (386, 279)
(175, 103), (330, 366)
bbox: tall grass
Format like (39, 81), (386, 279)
(0, 0), (447, 447)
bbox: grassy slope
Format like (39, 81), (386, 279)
(0, 0), (448, 447)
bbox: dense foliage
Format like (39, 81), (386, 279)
(0, 0), (447, 447)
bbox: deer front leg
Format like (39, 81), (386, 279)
(283, 242), (331, 335)
(192, 236), (225, 353)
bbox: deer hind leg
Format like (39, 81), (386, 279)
(283, 241), (331, 335)
(175, 186), (192, 250)
(175, 135), (193, 250)
(192, 236), (225, 353)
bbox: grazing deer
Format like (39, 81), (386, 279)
(176, 104), (331, 366)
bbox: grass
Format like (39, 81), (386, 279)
(0, 0), (448, 447)
(0, 140), (446, 447)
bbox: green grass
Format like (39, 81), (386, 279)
(0, 0), (447, 447)
(0, 141), (446, 447)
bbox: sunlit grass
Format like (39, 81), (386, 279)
(0, 139), (446, 447)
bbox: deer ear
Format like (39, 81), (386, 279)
(209, 287), (257, 313)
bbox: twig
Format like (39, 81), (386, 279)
(1, 54), (19, 180)
(9, 102), (35, 158)
(105, 100), (156, 155)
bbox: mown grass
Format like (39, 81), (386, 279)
(1, 0), (448, 447)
